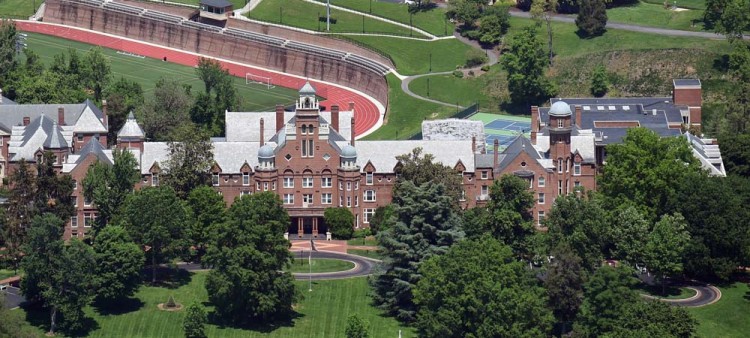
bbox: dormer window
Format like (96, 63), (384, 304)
(152, 173), (159, 186)
(574, 162), (581, 176)
(212, 173), (220, 186)
(242, 172), (250, 186)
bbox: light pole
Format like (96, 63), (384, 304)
(326, 0), (331, 31)
(429, 53), (432, 72)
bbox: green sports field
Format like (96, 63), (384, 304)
(23, 33), (299, 112)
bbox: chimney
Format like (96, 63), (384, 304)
(493, 139), (499, 169)
(331, 105), (340, 132)
(275, 104), (284, 132)
(259, 118), (264, 144)
(350, 116), (356, 146)
(471, 136), (476, 154)
(531, 106), (539, 144)
(575, 105), (582, 128)
(58, 107), (65, 126)
(23, 116), (30, 126)
(101, 99), (108, 127)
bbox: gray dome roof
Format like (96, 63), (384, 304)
(549, 101), (572, 117)
(258, 144), (274, 158)
(340, 144), (357, 158)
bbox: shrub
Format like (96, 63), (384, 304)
(465, 49), (489, 68)
(325, 207), (355, 239)
(481, 65), (490, 72)
(453, 70), (465, 78)
(468, 70), (475, 77)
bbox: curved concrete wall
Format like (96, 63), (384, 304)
(43, 0), (389, 107)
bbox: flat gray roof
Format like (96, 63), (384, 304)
(200, 0), (233, 7)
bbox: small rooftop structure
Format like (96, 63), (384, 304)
(199, 0), (233, 21)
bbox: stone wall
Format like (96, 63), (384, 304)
(422, 119), (486, 153)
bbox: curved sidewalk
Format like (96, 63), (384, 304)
(15, 21), (385, 138)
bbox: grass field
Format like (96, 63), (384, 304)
(689, 282), (750, 337)
(605, 2), (705, 31)
(287, 258), (355, 273)
(0, 269), (18, 281)
(347, 237), (378, 246)
(248, 0), (422, 37)
(347, 249), (383, 260)
(313, 0), (454, 36)
(409, 69), (500, 110)
(643, 0), (706, 9)
(24, 33), (299, 111)
(364, 74), (456, 140)
(342, 36), (474, 75)
(19, 272), (414, 337)
(634, 283), (698, 299)
(0, 0), (40, 19)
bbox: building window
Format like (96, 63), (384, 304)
(263, 182), (269, 191)
(212, 173), (220, 186)
(152, 173), (159, 187)
(339, 181), (343, 190)
(241, 191), (251, 197)
(284, 177), (294, 188)
(575, 181), (581, 188)
(364, 190), (376, 202)
(558, 180), (563, 195)
(574, 162), (581, 176)
(558, 119), (563, 128)
(283, 194), (294, 204)
(72, 180), (77, 190)
(346, 182), (351, 191)
(242, 172), (250, 186)
(539, 193), (545, 204)
(566, 159), (569, 173)
(256, 182), (260, 190)
(339, 196), (343, 207)
(77, 134), (84, 142)
(301, 125), (308, 135)
(364, 208), (375, 223)
(321, 193), (332, 204)
(538, 211), (545, 226)
(538, 177), (545, 187)
(366, 172), (373, 185)
(557, 159), (562, 173)
(303, 177), (313, 188)
(84, 213), (93, 227)
(303, 194), (313, 204)
(301, 140), (307, 157)
(355, 196), (359, 207)
(346, 196), (351, 207)
(84, 196), (92, 207)
(460, 189), (466, 201)
(481, 185), (488, 196)
(272, 182), (277, 190)
(308, 140), (314, 157)
(355, 181), (359, 190)
(322, 177), (332, 188)
(71, 216), (79, 228)
(481, 171), (488, 179)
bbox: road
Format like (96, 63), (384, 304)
(1, 286), (24, 309)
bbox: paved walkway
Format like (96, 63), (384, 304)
(638, 274), (722, 307)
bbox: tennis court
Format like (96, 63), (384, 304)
(468, 113), (532, 151)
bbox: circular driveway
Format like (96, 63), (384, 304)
(1, 286), (25, 309)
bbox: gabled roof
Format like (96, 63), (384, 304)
(43, 121), (68, 149)
(0, 99), (104, 130)
(76, 138), (112, 165)
(497, 135), (543, 172)
(9, 114), (73, 161)
(117, 112), (145, 139)
(353, 140), (475, 173)
(73, 100), (107, 133)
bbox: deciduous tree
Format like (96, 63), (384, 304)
(183, 302), (208, 338)
(345, 314), (371, 338)
(501, 26), (557, 106)
(414, 236), (553, 337)
(185, 186), (225, 260)
(93, 225), (145, 303)
(82, 47), (112, 102)
(0, 20), (19, 85)
(576, 0), (608, 37)
(545, 244), (585, 335)
(163, 123), (214, 199)
(531, 0), (559, 64)
(590, 65), (609, 96)
(546, 192), (610, 271)
(478, 174), (536, 257)
(140, 77), (193, 141)
(574, 266), (639, 337)
(644, 214), (690, 294)
(324, 207), (355, 239)
(83, 148), (140, 234)
(610, 206), (650, 265)
(3, 159), (35, 272)
(393, 147), (463, 204)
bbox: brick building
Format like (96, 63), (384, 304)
(0, 80), (725, 239)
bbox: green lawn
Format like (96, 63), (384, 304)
(347, 237), (378, 246)
(341, 35), (474, 75)
(287, 258), (355, 273)
(0, 0), (40, 19)
(364, 74), (456, 140)
(347, 249), (384, 260)
(634, 283), (698, 299)
(642, 0), (706, 9)
(0, 269), (19, 281)
(605, 2), (705, 31)
(19, 271), (414, 337)
(248, 0), (422, 37)
(24, 33), (299, 111)
(689, 282), (750, 338)
(313, 0), (454, 36)
(409, 67), (502, 111)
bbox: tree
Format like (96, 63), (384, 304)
(372, 182), (464, 322)
(609, 300), (696, 338)
(393, 147), (463, 205)
(21, 214), (96, 335)
(83, 148), (140, 234)
(715, 0), (750, 41)
(724, 41), (750, 133)
(118, 187), (188, 283)
(35, 152), (75, 221)
(644, 214), (690, 294)
(545, 244), (585, 335)
(447, 0), (486, 28)
(82, 47), (112, 101)
(3, 159), (35, 272)
(193, 58), (239, 135)
(140, 77), (193, 141)
(574, 266), (639, 337)
(501, 26), (557, 106)
(704, 0), (731, 29)
(477, 174), (536, 257)
(599, 127), (704, 221)
(478, 5), (511, 45)
(324, 207), (355, 239)
(105, 77), (144, 144)
(183, 302), (208, 338)
(196, 58), (224, 94)
(163, 123), (214, 199)
(185, 186), (225, 260)
(545, 192), (610, 271)
(531, 0), (558, 64)
(0, 20), (18, 85)
(414, 236), (553, 337)
(369, 205), (394, 235)
(93, 225), (145, 303)
(589, 65), (609, 97)
(203, 192), (298, 325)
(609, 206), (650, 265)
(576, 0), (608, 37)
(345, 314), (371, 338)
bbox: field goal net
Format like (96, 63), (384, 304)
(246, 73), (275, 89)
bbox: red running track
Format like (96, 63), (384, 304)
(15, 21), (381, 137)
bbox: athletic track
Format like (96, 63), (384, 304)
(14, 21), (383, 138)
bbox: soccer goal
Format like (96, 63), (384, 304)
(246, 73), (275, 89)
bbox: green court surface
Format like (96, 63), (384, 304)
(23, 33), (299, 112)
(469, 113), (531, 150)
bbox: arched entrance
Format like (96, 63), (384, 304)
(289, 216), (328, 239)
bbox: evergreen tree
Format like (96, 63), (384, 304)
(3, 159), (36, 272)
(93, 225), (145, 304)
(372, 182), (464, 322)
(203, 192), (298, 324)
(589, 65), (609, 97)
(324, 207), (355, 239)
(576, 0), (608, 37)
(414, 236), (553, 337)
(501, 26), (557, 106)
(83, 149), (140, 234)
(545, 244), (585, 335)
(183, 302), (208, 338)
(345, 314), (371, 338)
(163, 123), (214, 199)
(368, 205), (395, 235)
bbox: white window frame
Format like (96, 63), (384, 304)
(84, 195), (92, 207)
(574, 162), (581, 176)
(212, 173), (220, 186)
(538, 211), (545, 226)
(283, 194), (294, 205)
(152, 173), (159, 187)
(538, 193), (545, 205)
(303, 177), (313, 188)
(366, 172), (374, 185)
(242, 172), (250, 186)
(346, 196), (351, 207)
(321, 177), (332, 188)
(557, 159), (563, 174)
(364, 208), (375, 223)
(481, 171), (488, 179)
(558, 119), (563, 128)
(283, 177), (294, 188)
(481, 185), (488, 196)
(321, 193), (332, 204)
(558, 180), (563, 195)
(303, 194), (313, 204)
(346, 182), (351, 191)
(538, 176), (545, 187)
(364, 190), (376, 202)
(263, 182), (269, 191)
(71, 216), (79, 228)
(84, 213), (93, 228)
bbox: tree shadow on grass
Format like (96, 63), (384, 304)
(207, 309), (304, 333)
(21, 302), (100, 337)
(92, 297), (145, 316)
(142, 267), (193, 289)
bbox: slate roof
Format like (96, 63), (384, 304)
(140, 142), (170, 174)
(225, 110), (353, 142)
(0, 99), (105, 131)
(43, 121), (68, 149)
(353, 140), (475, 173)
(8, 114), (75, 161)
(497, 135), (546, 172)
(0, 95), (15, 105)
(117, 112), (145, 139)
